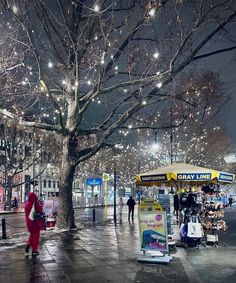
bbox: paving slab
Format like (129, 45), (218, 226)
(0, 206), (235, 282)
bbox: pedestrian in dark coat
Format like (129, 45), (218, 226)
(127, 196), (136, 222)
(25, 192), (43, 257)
(12, 197), (18, 208)
(174, 193), (180, 219)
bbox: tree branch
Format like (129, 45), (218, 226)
(193, 45), (236, 61)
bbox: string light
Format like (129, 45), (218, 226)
(12, 5), (18, 14)
(48, 62), (53, 68)
(93, 4), (100, 12)
(148, 8), (156, 17)
(153, 52), (159, 59)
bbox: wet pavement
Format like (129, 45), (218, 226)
(0, 206), (236, 282)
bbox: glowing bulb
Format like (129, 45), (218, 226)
(87, 80), (92, 85)
(48, 62), (53, 68)
(12, 5), (18, 14)
(157, 82), (162, 88)
(153, 52), (159, 59)
(148, 8), (156, 17)
(94, 4), (100, 12)
(142, 100), (147, 105)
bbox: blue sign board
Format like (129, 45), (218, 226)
(219, 173), (234, 183)
(177, 173), (212, 181)
(86, 177), (102, 186)
(141, 174), (167, 182)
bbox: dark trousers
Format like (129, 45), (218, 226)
(128, 206), (134, 220)
(174, 209), (179, 219)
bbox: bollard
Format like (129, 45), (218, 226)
(92, 208), (95, 222)
(2, 218), (6, 239)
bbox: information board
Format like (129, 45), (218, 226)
(138, 200), (168, 252)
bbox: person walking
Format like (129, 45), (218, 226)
(174, 193), (180, 220)
(118, 197), (124, 216)
(228, 195), (233, 207)
(25, 192), (44, 257)
(94, 194), (98, 206)
(127, 196), (136, 222)
(12, 197), (18, 208)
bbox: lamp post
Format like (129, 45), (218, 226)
(113, 167), (117, 223)
(170, 98), (173, 165)
(137, 159), (141, 204)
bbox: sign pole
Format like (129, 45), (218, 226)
(102, 173), (109, 221)
(114, 167), (117, 223)
(104, 180), (107, 220)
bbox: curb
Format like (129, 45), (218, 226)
(0, 211), (17, 215)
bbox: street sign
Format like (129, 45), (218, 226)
(102, 173), (109, 182)
(86, 177), (102, 186)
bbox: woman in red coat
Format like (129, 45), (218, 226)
(25, 192), (43, 257)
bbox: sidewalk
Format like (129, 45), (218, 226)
(0, 206), (236, 282)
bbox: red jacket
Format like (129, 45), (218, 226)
(25, 192), (43, 232)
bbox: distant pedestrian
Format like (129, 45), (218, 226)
(118, 197), (124, 216)
(127, 196), (136, 222)
(25, 192), (44, 257)
(174, 193), (180, 219)
(228, 195), (233, 207)
(12, 197), (18, 208)
(94, 194), (98, 206)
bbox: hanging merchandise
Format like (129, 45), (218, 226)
(200, 192), (228, 246)
(179, 208), (203, 247)
(187, 216), (202, 238)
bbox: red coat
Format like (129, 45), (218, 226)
(25, 192), (43, 232)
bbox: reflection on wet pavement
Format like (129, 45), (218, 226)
(0, 207), (235, 282)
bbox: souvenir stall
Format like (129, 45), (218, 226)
(135, 163), (235, 249)
(200, 188), (228, 245)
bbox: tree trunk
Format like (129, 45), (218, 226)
(57, 136), (76, 229)
(6, 176), (13, 211)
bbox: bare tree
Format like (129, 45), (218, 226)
(0, 117), (60, 209)
(0, 0), (236, 228)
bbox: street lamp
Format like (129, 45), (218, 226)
(151, 142), (161, 151)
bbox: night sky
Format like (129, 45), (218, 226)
(204, 45), (236, 143)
